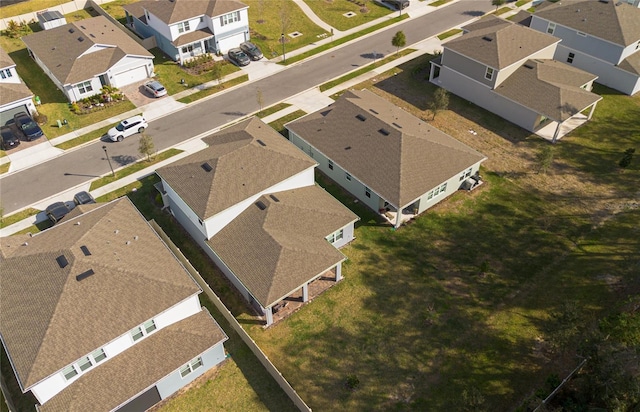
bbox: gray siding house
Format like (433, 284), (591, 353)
(429, 15), (602, 142)
(286, 89), (487, 229)
(529, 0), (640, 95)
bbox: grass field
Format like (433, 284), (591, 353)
(302, 0), (394, 31)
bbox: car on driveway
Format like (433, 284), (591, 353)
(239, 42), (263, 61)
(46, 201), (73, 224)
(74, 191), (96, 205)
(382, 0), (409, 9)
(228, 48), (250, 67)
(14, 112), (43, 141)
(0, 125), (20, 150)
(143, 80), (167, 98)
(107, 115), (148, 142)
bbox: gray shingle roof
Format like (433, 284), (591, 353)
(39, 309), (227, 412)
(535, 0), (640, 46)
(495, 59), (602, 121)
(286, 89), (487, 208)
(449, 15), (559, 69)
(157, 117), (317, 220)
(208, 186), (358, 308)
(0, 198), (201, 389)
(21, 16), (152, 85)
(123, 0), (247, 25)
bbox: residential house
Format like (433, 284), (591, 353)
(156, 117), (358, 326)
(0, 47), (36, 126)
(123, 0), (249, 62)
(0, 197), (228, 412)
(429, 15), (602, 142)
(22, 16), (154, 102)
(286, 89), (487, 229)
(528, 0), (640, 95)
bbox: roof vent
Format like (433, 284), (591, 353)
(256, 139), (266, 146)
(356, 114), (366, 121)
(256, 201), (266, 210)
(369, 109), (379, 114)
(524, 63), (534, 69)
(56, 255), (69, 268)
(80, 245), (91, 256)
(201, 162), (213, 172)
(482, 36), (493, 42)
(345, 146), (351, 150)
(269, 194), (280, 202)
(378, 128), (390, 136)
(68, 28), (75, 33)
(392, 122), (402, 129)
(76, 269), (95, 282)
(90, 33), (95, 38)
(80, 25), (86, 29)
(78, 36), (84, 42)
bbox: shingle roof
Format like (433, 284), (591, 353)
(0, 82), (32, 106)
(286, 89), (487, 208)
(21, 16), (152, 85)
(448, 15), (559, 69)
(123, 0), (247, 25)
(495, 59), (602, 121)
(0, 198), (201, 390)
(39, 309), (226, 412)
(534, 0), (640, 46)
(157, 117), (317, 220)
(208, 186), (358, 308)
(618, 51), (640, 75)
(0, 47), (15, 69)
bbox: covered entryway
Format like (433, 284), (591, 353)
(112, 65), (149, 87)
(1, 104), (29, 126)
(217, 32), (245, 54)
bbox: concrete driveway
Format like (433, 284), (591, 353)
(120, 80), (166, 108)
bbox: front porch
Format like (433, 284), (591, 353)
(380, 207), (416, 228)
(534, 113), (590, 143)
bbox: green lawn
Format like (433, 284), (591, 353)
(302, 0), (394, 31)
(0, 207), (40, 228)
(176, 75), (249, 104)
(437, 28), (462, 40)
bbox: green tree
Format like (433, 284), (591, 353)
(536, 145), (554, 174)
(492, 0), (505, 10)
(391, 31), (406, 56)
(619, 147), (635, 168)
(428, 87), (449, 120)
(138, 133), (155, 162)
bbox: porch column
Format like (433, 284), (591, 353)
(302, 284), (309, 303)
(394, 209), (402, 229)
(335, 263), (342, 282)
(429, 63), (435, 81)
(587, 102), (597, 120)
(265, 307), (273, 326)
(551, 122), (561, 144)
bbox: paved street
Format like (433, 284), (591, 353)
(0, 1), (494, 214)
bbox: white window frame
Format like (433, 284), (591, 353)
(365, 187), (371, 198)
(567, 52), (575, 64)
(484, 67), (494, 81)
(0, 69), (12, 79)
(547, 22), (556, 35)
(328, 159), (334, 170)
(61, 347), (107, 381)
(326, 228), (344, 244)
(180, 356), (204, 378)
(130, 319), (157, 342)
(177, 20), (190, 34)
(345, 172), (351, 181)
(220, 11), (240, 26)
(77, 81), (93, 94)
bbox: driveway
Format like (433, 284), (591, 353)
(120, 80), (164, 107)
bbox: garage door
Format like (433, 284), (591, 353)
(0, 105), (28, 127)
(218, 32), (246, 54)
(112, 65), (148, 87)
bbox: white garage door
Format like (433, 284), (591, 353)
(113, 65), (148, 87)
(218, 32), (246, 54)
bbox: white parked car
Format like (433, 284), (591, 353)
(143, 80), (167, 98)
(107, 115), (148, 142)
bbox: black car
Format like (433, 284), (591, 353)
(228, 48), (250, 67)
(239, 42), (263, 61)
(14, 112), (44, 141)
(0, 125), (20, 150)
(73, 191), (96, 205)
(383, 0), (409, 10)
(46, 201), (73, 224)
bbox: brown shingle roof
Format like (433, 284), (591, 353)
(21, 16), (152, 85)
(123, 0), (247, 25)
(208, 186), (358, 308)
(39, 309), (226, 412)
(173, 27), (214, 47)
(0, 198), (201, 389)
(286, 89), (487, 208)
(0, 47), (15, 69)
(449, 15), (559, 69)
(157, 117), (317, 220)
(618, 51), (640, 75)
(0, 82), (32, 106)
(495, 59), (602, 121)
(534, 0), (640, 46)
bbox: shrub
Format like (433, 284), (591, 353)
(345, 374), (360, 391)
(33, 112), (47, 125)
(619, 148), (635, 169)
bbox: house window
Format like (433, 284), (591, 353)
(326, 229), (344, 244)
(365, 187), (371, 198)
(180, 356), (203, 378)
(427, 190), (433, 200)
(328, 160), (334, 170)
(131, 326), (144, 341)
(220, 11), (240, 26)
(200, 17), (204, 23)
(336, 229), (344, 242)
(308, 148), (314, 158)
(77, 81), (93, 94)
(484, 67), (494, 81)
(177, 21), (190, 33)
(61, 347), (107, 381)
(63, 365), (78, 380)
(440, 183), (447, 193)
(78, 356), (92, 372)
(465, 167), (472, 179)
(636, 40), (640, 50)
(92, 348), (107, 363)
(130, 319), (157, 342)
(547, 22), (556, 35)
(182, 44), (194, 54)
(577, 31), (586, 37)
(144, 319), (157, 334)
(0, 69), (12, 79)
(567, 52), (575, 64)
(345, 172), (351, 181)
(434, 186), (440, 196)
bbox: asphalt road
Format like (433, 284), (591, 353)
(0, 1), (493, 214)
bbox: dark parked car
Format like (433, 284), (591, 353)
(14, 112), (44, 141)
(239, 42), (263, 60)
(74, 191), (96, 205)
(0, 125), (20, 150)
(228, 48), (250, 67)
(46, 201), (73, 224)
(383, 0), (409, 10)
